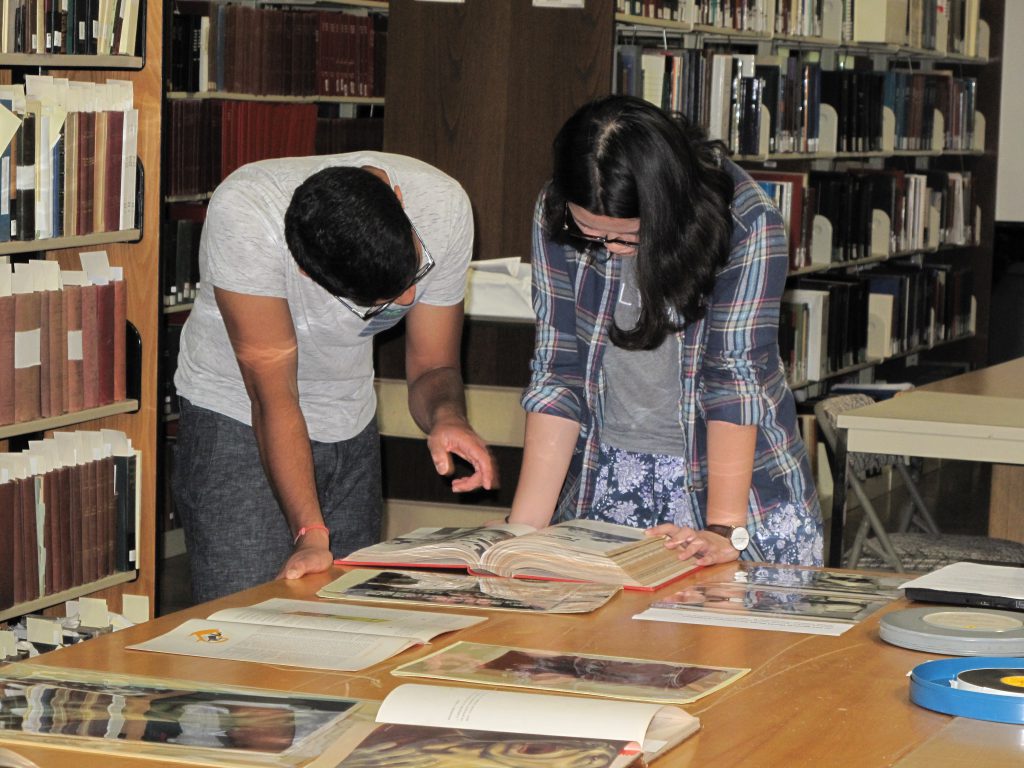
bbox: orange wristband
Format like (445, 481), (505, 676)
(293, 524), (330, 546)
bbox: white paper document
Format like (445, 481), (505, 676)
(900, 562), (1024, 599)
(128, 598), (484, 671)
(634, 606), (852, 636)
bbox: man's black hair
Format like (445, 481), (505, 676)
(284, 166), (417, 305)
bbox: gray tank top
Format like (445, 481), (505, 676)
(600, 257), (687, 457)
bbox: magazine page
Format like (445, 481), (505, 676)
(733, 563), (904, 598)
(207, 598), (486, 642)
(376, 684), (696, 747)
(127, 600), (485, 672)
(127, 618), (424, 672)
(391, 641), (749, 704)
(335, 525), (535, 567)
(318, 569), (620, 614)
(0, 663), (367, 767)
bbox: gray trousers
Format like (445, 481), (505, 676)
(172, 398), (382, 603)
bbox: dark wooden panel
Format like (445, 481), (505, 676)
(381, 437), (522, 508)
(384, 0), (613, 262)
(374, 318), (535, 388)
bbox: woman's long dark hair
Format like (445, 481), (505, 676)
(543, 95), (734, 350)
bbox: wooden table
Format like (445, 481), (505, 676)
(3, 565), (1023, 767)
(831, 357), (1024, 564)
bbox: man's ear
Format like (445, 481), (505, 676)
(393, 184), (403, 206)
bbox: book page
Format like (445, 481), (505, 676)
(127, 619), (419, 672)
(337, 525), (534, 566)
(376, 684), (695, 746)
(392, 641), (748, 704)
(900, 562), (1024, 600)
(208, 598), (485, 642)
(318, 569), (620, 613)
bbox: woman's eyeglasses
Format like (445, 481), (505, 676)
(561, 202), (640, 249)
(336, 225), (435, 321)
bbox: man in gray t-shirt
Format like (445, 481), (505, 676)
(173, 152), (495, 602)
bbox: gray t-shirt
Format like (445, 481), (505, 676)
(174, 152), (473, 442)
(600, 257), (687, 456)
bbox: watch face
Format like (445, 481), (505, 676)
(730, 527), (751, 551)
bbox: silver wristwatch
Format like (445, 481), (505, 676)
(704, 524), (751, 552)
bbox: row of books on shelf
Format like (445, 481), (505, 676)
(618, 0), (984, 58)
(0, 254), (127, 428)
(751, 168), (975, 271)
(780, 263), (974, 386)
(167, 99), (383, 197)
(0, 428), (139, 611)
(2, 0), (142, 56)
(0, 78), (139, 244)
(169, 4), (387, 98)
(617, 44), (980, 157)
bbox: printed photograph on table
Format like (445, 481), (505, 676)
(392, 641), (749, 704)
(733, 564), (904, 599)
(318, 569), (620, 613)
(0, 663), (363, 766)
(658, 583), (890, 623)
(334, 723), (631, 768)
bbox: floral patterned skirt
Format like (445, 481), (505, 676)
(588, 442), (823, 566)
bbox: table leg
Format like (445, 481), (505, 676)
(828, 427), (849, 567)
(989, 464), (1024, 544)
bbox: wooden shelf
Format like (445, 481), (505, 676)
(0, 230), (141, 255)
(0, 53), (144, 68)
(0, 401), (140, 441)
(166, 91), (384, 105)
(0, 571), (138, 623)
(163, 303), (194, 314)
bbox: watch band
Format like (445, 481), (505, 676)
(703, 524), (751, 552)
(704, 524), (738, 539)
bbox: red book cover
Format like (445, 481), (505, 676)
(95, 282), (115, 406)
(38, 291), (52, 418)
(11, 476), (25, 604)
(104, 110), (124, 232)
(0, 293), (15, 425)
(13, 289), (42, 423)
(19, 475), (39, 602)
(0, 481), (15, 609)
(101, 455), (115, 576)
(113, 277), (126, 401)
(63, 283), (84, 413)
(55, 465), (72, 592)
(77, 111), (96, 236)
(68, 462), (83, 588)
(81, 458), (97, 584)
(80, 283), (100, 410)
(47, 287), (64, 417)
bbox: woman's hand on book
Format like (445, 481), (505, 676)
(646, 524), (741, 566)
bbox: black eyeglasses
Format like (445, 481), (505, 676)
(561, 202), (640, 250)
(336, 225), (436, 321)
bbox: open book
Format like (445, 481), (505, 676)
(334, 684), (700, 768)
(336, 519), (699, 591)
(126, 598), (484, 672)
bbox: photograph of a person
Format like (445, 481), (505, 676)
(736, 564), (903, 598)
(392, 642), (747, 704)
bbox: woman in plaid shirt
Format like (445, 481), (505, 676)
(508, 96), (822, 566)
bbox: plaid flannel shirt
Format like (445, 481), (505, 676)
(521, 161), (821, 540)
